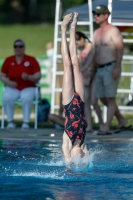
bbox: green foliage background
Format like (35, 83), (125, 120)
(0, 0), (88, 24)
(0, 24), (54, 59)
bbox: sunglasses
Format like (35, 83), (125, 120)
(93, 13), (103, 17)
(14, 45), (24, 49)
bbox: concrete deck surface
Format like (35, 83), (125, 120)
(0, 128), (133, 141)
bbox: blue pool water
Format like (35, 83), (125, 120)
(0, 139), (133, 200)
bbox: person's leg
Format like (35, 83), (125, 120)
(100, 97), (127, 128)
(61, 13), (74, 105)
(84, 85), (93, 132)
(100, 98), (108, 106)
(59, 92), (63, 116)
(91, 74), (104, 130)
(99, 63), (127, 133)
(101, 97), (117, 132)
(48, 113), (65, 126)
(115, 110), (127, 128)
(101, 97), (128, 132)
(99, 62), (127, 132)
(69, 12), (84, 101)
(20, 87), (35, 125)
(3, 87), (20, 123)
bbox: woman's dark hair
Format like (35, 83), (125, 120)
(13, 39), (25, 47)
(76, 31), (91, 42)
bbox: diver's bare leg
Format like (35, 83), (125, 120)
(69, 12), (84, 101)
(61, 13), (74, 105)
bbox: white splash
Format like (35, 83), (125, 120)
(67, 144), (105, 172)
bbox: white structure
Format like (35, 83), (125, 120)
(51, 0), (93, 114)
(51, 0), (133, 121)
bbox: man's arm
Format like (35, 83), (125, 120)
(111, 27), (124, 79)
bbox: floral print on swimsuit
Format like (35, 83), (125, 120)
(63, 92), (87, 146)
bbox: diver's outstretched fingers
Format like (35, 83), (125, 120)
(71, 12), (78, 28)
(61, 13), (73, 29)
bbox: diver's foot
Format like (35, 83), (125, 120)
(71, 12), (78, 28)
(61, 13), (73, 29)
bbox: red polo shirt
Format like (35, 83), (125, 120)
(1, 54), (41, 90)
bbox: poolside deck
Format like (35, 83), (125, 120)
(0, 127), (133, 141)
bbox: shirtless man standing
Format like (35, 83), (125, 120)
(82, 5), (130, 134)
(61, 13), (88, 165)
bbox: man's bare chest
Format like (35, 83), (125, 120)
(95, 32), (111, 47)
(95, 26), (113, 46)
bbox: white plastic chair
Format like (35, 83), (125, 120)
(1, 86), (39, 129)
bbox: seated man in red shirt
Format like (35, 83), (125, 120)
(0, 39), (41, 129)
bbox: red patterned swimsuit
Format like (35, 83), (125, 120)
(63, 92), (87, 146)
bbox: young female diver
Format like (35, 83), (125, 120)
(61, 12), (88, 165)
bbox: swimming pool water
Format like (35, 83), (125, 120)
(0, 139), (133, 200)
